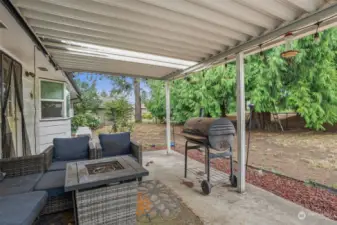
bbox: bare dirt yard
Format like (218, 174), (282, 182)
(129, 123), (337, 188)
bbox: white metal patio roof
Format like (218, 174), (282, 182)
(7, 0), (337, 80)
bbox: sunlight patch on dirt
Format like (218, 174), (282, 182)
(301, 158), (337, 170)
(266, 132), (337, 153)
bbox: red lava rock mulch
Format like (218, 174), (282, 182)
(143, 145), (167, 151)
(173, 147), (337, 221)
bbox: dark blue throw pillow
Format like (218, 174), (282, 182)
(53, 136), (89, 161)
(99, 132), (131, 157)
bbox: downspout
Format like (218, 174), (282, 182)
(33, 46), (37, 154)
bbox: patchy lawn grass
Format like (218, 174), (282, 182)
(130, 123), (337, 187)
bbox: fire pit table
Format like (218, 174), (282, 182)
(65, 155), (149, 225)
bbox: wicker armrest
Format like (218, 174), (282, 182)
(95, 142), (103, 159)
(131, 140), (143, 165)
(89, 141), (96, 160)
(41, 145), (53, 171)
(0, 154), (45, 177)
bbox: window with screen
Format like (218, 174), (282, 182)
(40, 80), (67, 119)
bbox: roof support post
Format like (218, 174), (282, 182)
(236, 52), (246, 193)
(165, 80), (171, 154)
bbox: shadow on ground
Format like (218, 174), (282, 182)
(38, 180), (202, 225)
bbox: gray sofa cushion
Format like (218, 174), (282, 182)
(34, 170), (65, 197)
(0, 191), (47, 225)
(53, 136), (89, 161)
(0, 173), (43, 196)
(0, 171), (5, 181)
(48, 160), (77, 171)
(127, 154), (137, 162)
(99, 132), (131, 157)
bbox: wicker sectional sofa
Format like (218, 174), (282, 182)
(0, 136), (95, 224)
(0, 153), (47, 225)
(0, 134), (143, 224)
(96, 132), (143, 164)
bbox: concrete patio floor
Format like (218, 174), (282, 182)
(142, 150), (336, 225)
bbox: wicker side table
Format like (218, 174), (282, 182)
(65, 156), (149, 225)
(76, 181), (137, 225)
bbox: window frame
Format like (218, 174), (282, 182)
(40, 79), (70, 120)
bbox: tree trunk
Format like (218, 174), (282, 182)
(133, 78), (142, 122)
(251, 112), (271, 130)
(220, 99), (228, 117)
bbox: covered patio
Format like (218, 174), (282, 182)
(1, 0), (337, 224)
(5, 0), (337, 194)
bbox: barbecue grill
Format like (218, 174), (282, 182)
(182, 117), (237, 195)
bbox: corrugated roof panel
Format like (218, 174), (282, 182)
(8, 0), (337, 79)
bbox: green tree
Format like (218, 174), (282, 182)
(104, 97), (134, 132)
(71, 79), (102, 132)
(143, 80), (166, 122)
(74, 80), (102, 114)
(144, 64), (236, 123)
(100, 90), (108, 97)
(143, 28), (337, 130)
(108, 76), (142, 122)
(286, 28), (337, 130)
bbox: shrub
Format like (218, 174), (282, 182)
(142, 112), (153, 120)
(104, 97), (134, 133)
(71, 112), (100, 131)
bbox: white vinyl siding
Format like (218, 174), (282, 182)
(39, 119), (71, 152)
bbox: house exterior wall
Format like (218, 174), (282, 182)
(39, 119), (71, 153)
(0, 4), (77, 156)
(21, 66), (74, 154)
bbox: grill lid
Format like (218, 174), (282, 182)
(208, 118), (235, 136)
(183, 117), (235, 137)
(182, 117), (236, 151)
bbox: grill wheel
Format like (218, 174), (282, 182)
(201, 180), (212, 195)
(230, 175), (238, 187)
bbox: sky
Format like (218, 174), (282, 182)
(74, 72), (150, 104)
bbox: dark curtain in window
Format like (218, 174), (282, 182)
(1, 56), (14, 158)
(1, 52), (31, 158)
(13, 59), (31, 156)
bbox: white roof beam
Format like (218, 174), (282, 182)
(44, 42), (196, 67)
(236, 0), (304, 21)
(39, 34), (203, 62)
(53, 58), (174, 78)
(66, 68), (165, 80)
(52, 54), (176, 71)
(62, 67), (166, 80)
(90, 0), (244, 43)
(61, 63), (168, 77)
(15, 0), (247, 42)
(187, 0), (281, 29)
(41, 38), (202, 62)
(48, 49), (190, 69)
(34, 27), (214, 58)
(139, 0), (262, 36)
(282, 0), (324, 12)
(51, 54), (186, 70)
(55, 58), (158, 70)
(27, 18), (226, 52)
(22, 10), (236, 47)
(57, 60), (164, 72)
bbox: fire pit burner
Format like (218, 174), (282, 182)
(86, 161), (124, 174)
